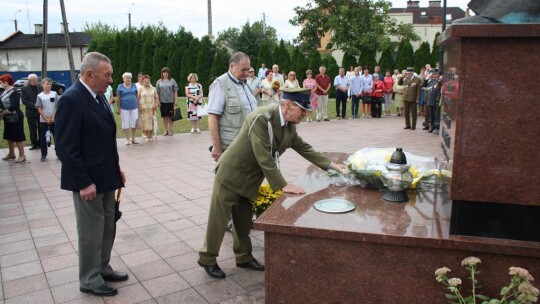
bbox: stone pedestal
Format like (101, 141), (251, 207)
(254, 153), (540, 303)
(439, 24), (540, 241)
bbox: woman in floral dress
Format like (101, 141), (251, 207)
(302, 69), (318, 122)
(138, 75), (159, 141)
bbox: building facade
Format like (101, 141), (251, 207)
(0, 24), (91, 87)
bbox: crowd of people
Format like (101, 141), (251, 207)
(0, 50), (448, 297)
(0, 58), (444, 166)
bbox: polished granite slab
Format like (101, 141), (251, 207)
(255, 153), (539, 256)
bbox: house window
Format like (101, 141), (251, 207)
(421, 11), (427, 17)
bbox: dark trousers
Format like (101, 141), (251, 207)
(404, 101), (417, 128)
(40, 122), (55, 158)
(335, 90), (348, 118)
(351, 95), (360, 118)
(428, 105), (440, 130)
(371, 97), (382, 118)
(27, 116), (41, 146)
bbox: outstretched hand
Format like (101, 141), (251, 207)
(330, 163), (347, 174)
(282, 184), (306, 194)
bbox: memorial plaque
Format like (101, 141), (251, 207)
(440, 24), (540, 242)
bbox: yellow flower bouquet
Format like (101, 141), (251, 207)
(250, 184), (283, 217)
(271, 80), (281, 92)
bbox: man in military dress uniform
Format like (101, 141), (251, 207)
(198, 88), (346, 279)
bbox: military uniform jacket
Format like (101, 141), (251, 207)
(402, 75), (422, 102)
(215, 105), (332, 199)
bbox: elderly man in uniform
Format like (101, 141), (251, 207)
(402, 67), (422, 130)
(198, 87), (347, 279)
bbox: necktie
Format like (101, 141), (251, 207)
(96, 95), (110, 115)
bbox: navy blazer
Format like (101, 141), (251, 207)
(55, 81), (123, 193)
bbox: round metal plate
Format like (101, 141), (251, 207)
(313, 199), (356, 213)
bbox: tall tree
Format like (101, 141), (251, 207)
(180, 38), (200, 87)
(167, 27), (195, 81)
(289, 47), (306, 84)
(140, 28), (155, 78)
(431, 32), (441, 66)
(277, 40), (290, 73)
(414, 41), (432, 72)
(112, 32), (128, 88)
(195, 36), (216, 92)
(209, 47), (230, 84)
(271, 43), (280, 68)
(395, 39), (414, 72)
(216, 21), (278, 59)
(290, 0), (418, 54)
(126, 29), (141, 75)
(378, 47), (394, 73)
(342, 52), (357, 70)
(307, 51), (322, 72)
(358, 48), (377, 70)
(257, 41), (273, 71)
(323, 55), (339, 98)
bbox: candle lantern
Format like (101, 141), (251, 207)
(382, 148), (413, 203)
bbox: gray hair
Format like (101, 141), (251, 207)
(229, 52), (249, 65)
(28, 73), (38, 80)
(122, 72), (133, 79)
(41, 77), (53, 84)
(373, 73), (379, 79)
(80, 52), (111, 74)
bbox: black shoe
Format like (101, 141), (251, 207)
(428, 129), (434, 133)
(403, 126), (411, 129)
(411, 127), (416, 130)
(80, 283), (118, 297)
(29, 145), (39, 150)
(103, 271), (129, 282)
(422, 127), (429, 130)
(236, 258), (265, 271)
(323, 118), (330, 121)
(198, 261), (226, 279)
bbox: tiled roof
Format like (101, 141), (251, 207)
(389, 6), (466, 24)
(0, 31), (91, 49)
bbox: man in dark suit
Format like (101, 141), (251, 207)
(198, 87), (347, 279)
(21, 74), (42, 149)
(55, 52), (127, 297)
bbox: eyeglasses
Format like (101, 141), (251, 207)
(249, 71), (254, 73)
(289, 74), (296, 77)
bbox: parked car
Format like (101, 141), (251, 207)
(13, 77), (66, 95)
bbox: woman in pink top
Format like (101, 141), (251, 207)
(302, 69), (318, 122)
(383, 70), (394, 116)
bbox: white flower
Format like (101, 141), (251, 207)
(461, 256), (481, 267)
(509, 267), (534, 281)
(435, 267), (451, 276)
(448, 278), (462, 287)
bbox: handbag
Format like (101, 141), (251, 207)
(171, 107), (183, 121)
(196, 99), (209, 116)
(4, 112), (19, 124)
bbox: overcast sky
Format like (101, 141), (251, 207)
(1, 0), (471, 42)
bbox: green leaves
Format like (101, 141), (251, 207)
(290, 0), (419, 55)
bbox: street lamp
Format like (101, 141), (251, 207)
(14, 9), (22, 31)
(128, 3), (135, 30)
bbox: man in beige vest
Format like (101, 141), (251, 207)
(198, 88), (347, 279)
(402, 67), (422, 130)
(207, 52), (258, 161)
